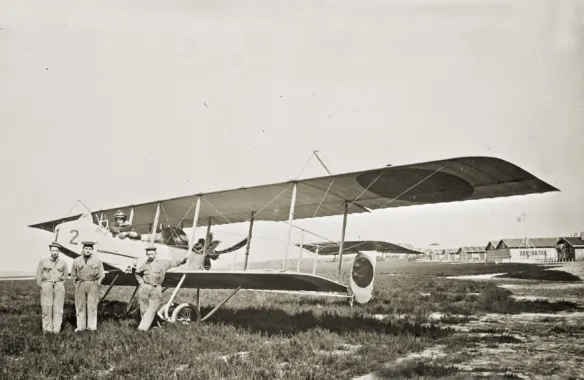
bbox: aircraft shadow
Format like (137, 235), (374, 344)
(59, 302), (448, 337)
(198, 306), (448, 337)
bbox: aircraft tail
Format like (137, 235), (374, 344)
(349, 251), (376, 304)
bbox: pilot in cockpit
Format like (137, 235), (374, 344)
(110, 210), (141, 240)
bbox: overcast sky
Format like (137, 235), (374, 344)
(1, 0), (583, 272)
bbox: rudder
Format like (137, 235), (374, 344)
(349, 251), (376, 304)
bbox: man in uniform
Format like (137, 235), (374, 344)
(134, 246), (188, 331)
(110, 210), (140, 240)
(35, 242), (68, 333)
(70, 241), (105, 332)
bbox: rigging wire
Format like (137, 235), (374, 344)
(314, 166), (446, 254)
(293, 152), (314, 180)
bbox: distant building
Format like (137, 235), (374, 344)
(457, 246), (486, 261)
(380, 253), (416, 261)
(486, 240), (499, 251)
(444, 248), (459, 261)
(426, 248), (460, 261)
(428, 248), (445, 261)
(556, 236), (584, 261)
(486, 238), (559, 263)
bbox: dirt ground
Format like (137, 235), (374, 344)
(356, 262), (584, 380)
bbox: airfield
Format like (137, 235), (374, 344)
(2, 259), (583, 380)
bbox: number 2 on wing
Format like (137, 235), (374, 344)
(69, 230), (79, 245)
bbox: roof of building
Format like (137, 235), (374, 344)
(458, 246), (487, 254)
(557, 237), (584, 248)
(499, 237), (559, 249)
(484, 240), (500, 250)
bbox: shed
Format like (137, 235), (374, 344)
(457, 246), (486, 261)
(488, 237), (559, 263)
(556, 237), (584, 261)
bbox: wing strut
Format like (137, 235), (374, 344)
(149, 204), (161, 244)
(162, 196), (201, 320)
(243, 211), (255, 270)
(312, 245), (319, 275)
(337, 201), (349, 281)
(201, 217), (212, 270)
(186, 196), (202, 269)
(313, 150), (332, 175)
(282, 182), (298, 271)
(297, 229), (304, 272)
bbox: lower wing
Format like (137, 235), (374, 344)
(102, 269), (347, 293)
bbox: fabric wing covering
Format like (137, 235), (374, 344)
(29, 156), (558, 233)
(101, 270), (349, 293)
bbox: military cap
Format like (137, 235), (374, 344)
(145, 246), (157, 252)
(114, 210), (127, 219)
(48, 242), (62, 249)
(81, 241), (96, 247)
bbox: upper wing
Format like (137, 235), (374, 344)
(299, 241), (425, 255)
(29, 156), (558, 233)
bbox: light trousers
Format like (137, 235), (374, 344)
(75, 281), (100, 330)
(137, 284), (162, 331)
(40, 281), (65, 333)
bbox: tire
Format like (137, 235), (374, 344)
(171, 303), (201, 325)
(99, 300), (127, 320)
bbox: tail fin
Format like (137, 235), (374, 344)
(349, 251), (376, 304)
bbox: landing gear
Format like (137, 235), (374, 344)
(171, 303), (201, 325)
(156, 302), (201, 326)
(99, 300), (127, 320)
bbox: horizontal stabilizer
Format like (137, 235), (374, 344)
(299, 240), (424, 255)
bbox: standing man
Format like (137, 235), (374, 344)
(70, 241), (105, 332)
(134, 246), (187, 331)
(35, 242), (68, 333)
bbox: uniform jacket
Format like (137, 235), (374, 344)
(111, 222), (133, 236)
(135, 257), (186, 286)
(35, 257), (68, 286)
(71, 256), (105, 283)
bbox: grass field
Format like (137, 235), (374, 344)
(1, 260), (584, 379)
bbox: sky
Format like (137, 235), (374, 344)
(1, 0), (583, 273)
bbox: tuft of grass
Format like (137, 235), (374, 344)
(470, 367), (525, 379)
(377, 361), (459, 379)
(438, 314), (474, 324)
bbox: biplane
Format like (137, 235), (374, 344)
(28, 156), (558, 325)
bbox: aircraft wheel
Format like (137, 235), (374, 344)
(171, 303), (201, 325)
(100, 300), (127, 320)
